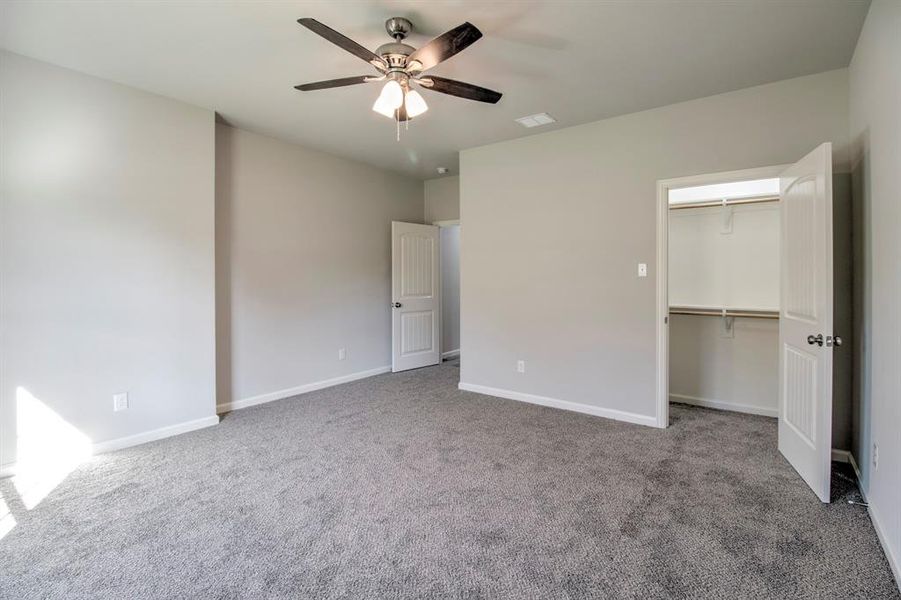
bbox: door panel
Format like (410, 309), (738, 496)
(783, 176), (818, 320)
(783, 345), (817, 447)
(392, 222), (440, 372)
(779, 143), (833, 503)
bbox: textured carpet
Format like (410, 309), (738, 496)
(1, 363), (897, 599)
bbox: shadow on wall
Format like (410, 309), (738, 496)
(832, 172), (853, 453)
(215, 120), (234, 411)
(849, 126), (871, 491)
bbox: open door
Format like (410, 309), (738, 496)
(391, 222), (441, 372)
(779, 142), (834, 502)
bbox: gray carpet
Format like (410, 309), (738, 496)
(1, 363), (897, 599)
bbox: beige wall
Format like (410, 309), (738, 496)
(460, 69), (849, 422)
(216, 124), (423, 408)
(849, 0), (901, 581)
(0, 52), (216, 468)
(424, 176), (460, 223)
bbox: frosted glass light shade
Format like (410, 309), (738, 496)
(372, 80), (404, 118)
(372, 95), (396, 118)
(404, 90), (428, 118)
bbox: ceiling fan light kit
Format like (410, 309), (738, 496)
(295, 16), (502, 139)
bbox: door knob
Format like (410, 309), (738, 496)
(826, 335), (843, 348)
(392, 302), (402, 308)
(807, 334), (824, 346)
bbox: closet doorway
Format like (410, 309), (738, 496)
(668, 175), (781, 418)
(656, 144), (837, 502)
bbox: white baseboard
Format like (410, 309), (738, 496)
(831, 449), (852, 463)
(0, 415), (221, 477)
(869, 501), (901, 590)
(458, 382), (658, 428)
(92, 415), (220, 454)
(0, 462), (15, 479)
(669, 393), (778, 418)
(848, 452), (866, 501)
(838, 454), (898, 589)
(442, 349), (460, 360)
(218, 365), (391, 413)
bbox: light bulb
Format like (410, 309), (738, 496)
(404, 89), (428, 118)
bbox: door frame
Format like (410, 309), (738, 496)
(655, 164), (790, 428)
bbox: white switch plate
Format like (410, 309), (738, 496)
(113, 392), (128, 412)
(638, 263), (648, 277)
(516, 360), (525, 373)
(338, 348), (346, 360)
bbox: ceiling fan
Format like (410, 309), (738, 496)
(294, 17), (502, 127)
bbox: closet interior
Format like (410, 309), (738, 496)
(668, 178), (781, 417)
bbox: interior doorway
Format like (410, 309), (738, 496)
(391, 222), (441, 372)
(667, 175), (782, 418)
(390, 219), (460, 373)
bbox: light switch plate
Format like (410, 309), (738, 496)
(638, 263), (648, 277)
(113, 392), (128, 412)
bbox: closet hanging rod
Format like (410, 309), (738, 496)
(668, 195), (780, 211)
(669, 306), (779, 320)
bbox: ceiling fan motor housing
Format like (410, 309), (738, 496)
(376, 41), (415, 69)
(379, 17), (416, 69)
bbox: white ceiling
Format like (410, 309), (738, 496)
(1, 0), (869, 180)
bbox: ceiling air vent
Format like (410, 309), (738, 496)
(515, 113), (556, 128)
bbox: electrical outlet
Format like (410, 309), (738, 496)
(338, 348), (346, 361)
(638, 263), (648, 277)
(516, 360), (525, 373)
(873, 443), (879, 470)
(113, 392), (128, 412)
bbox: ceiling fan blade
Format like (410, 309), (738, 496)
(297, 18), (387, 71)
(294, 76), (375, 91)
(405, 22), (482, 73)
(418, 76), (502, 104)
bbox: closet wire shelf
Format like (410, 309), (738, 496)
(669, 306), (779, 320)
(668, 195), (780, 211)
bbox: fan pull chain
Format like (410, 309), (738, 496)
(396, 117), (400, 142)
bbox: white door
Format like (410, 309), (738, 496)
(392, 222), (441, 372)
(779, 142), (834, 503)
